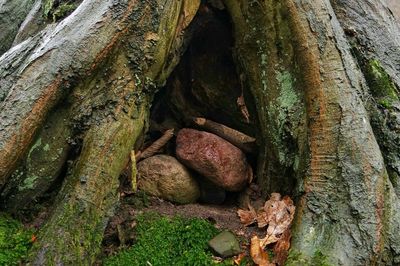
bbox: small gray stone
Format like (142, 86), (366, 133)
(208, 231), (241, 258)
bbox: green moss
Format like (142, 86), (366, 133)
(43, 0), (77, 21)
(378, 99), (392, 109)
(43, 144), (50, 152)
(52, 3), (77, 22)
(0, 213), (34, 265)
(285, 249), (333, 266)
(104, 213), (233, 266)
(43, 0), (55, 18)
(365, 59), (399, 109)
(312, 250), (333, 266)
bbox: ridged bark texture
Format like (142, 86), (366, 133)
(224, 0), (400, 264)
(1, 0), (199, 264)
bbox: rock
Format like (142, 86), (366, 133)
(137, 155), (200, 204)
(198, 177), (226, 204)
(176, 128), (251, 191)
(208, 231), (241, 258)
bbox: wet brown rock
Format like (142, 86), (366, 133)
(137, 155), (200, 204)
(176, 128), (251, 191)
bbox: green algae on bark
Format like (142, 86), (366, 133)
(285, 249), (333, 266)
(25, 1), (200, 264)
(225, 0), (400, 264)
(364, 59), (399, 108)
(1, 105), (72, 212)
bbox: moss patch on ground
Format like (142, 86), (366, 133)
(0, 213), (33, 265)
(104, 213), (235, 266)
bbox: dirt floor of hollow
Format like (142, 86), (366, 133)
(101, 191), (267, 257)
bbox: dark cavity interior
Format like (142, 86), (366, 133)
(137, 4), (260, 204)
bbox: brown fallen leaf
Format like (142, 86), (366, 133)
(234, 253), (246, 265)
(273, 229), (292, 266)
(266, 197), (295, 236)
(237, 193), (296, 265)
(237, 204), (257, 226)
(250, 236), (274, 266)
(258, 193), (295, 247)
(257, 193), (281, 228)
(260, 234), (280, 248)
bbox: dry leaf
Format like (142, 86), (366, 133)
(250, 236), (274, 266)
(181, 0), (201, 30)
(130, 150), (137, 192)
(265, 196), (295, 237)
(260, 234), (280, 247)
(273, 229), (292, 266)
(238, 193), (296, 265)
(257, 193), (281, 228)
(234, 253), (246, 265)
(257, 193), (295, 247)
(247, 165), (254, 184)
(237, 204), (257, 226)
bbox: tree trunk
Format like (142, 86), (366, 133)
(224, 0), (400, 264)
(1, 0), (399, 265)
(1, 0), (199, 264)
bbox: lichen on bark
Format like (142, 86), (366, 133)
(19, 0), (201, 264)
(225, 0), (400, 264)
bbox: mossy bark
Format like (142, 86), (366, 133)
(331, 0), (400, 197)
(2, 0), (400, 264)
(224, 0), (400, 264)
(1, 105), (72, 211)
(1, 0), (199, 264)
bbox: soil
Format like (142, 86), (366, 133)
(101, 190), (267, 258)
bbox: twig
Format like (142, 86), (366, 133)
(237, 94), (250, 123)
(193, 117), (256, 153)
(130, 150), (137, 192)
(135, 128), (174, 161)
(238, 73), (250, 123)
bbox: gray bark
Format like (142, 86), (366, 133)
(224, 0), (400, 264)
(0, 0), (36, 55)
(332, 0), (400, 198)
(0, 0), (399, 265)
(1, 0), (199, 264)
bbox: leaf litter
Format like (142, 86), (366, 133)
(237, 193), (295, 265)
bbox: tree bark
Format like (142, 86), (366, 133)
(331, 0), (400, 198)
(0, 0), (36, 55)
(224, 0), (400, 264)
(1, 0), (199, 263)
(1, 0), (400, 265)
